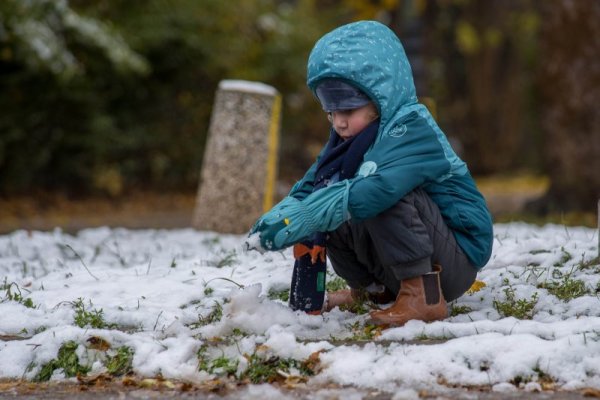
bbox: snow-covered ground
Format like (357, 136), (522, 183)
(0, 223), (599, 396)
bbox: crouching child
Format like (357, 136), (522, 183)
(249, 20), (493, 327)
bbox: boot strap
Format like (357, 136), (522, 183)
(422, 273), (441, 305)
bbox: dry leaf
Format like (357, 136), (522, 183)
(467, 280), (486, 294)
(121, 376), (138, 386)
(582, 387), (600, 398)
(140, 378), (159, 388)
(86, 336), (111, 351)
(76, 373), (112, 385)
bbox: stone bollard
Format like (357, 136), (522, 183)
(193, 80), (281, 234)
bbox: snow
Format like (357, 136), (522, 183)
(0, 223), (599, 394)
(219, 79), (278, 96)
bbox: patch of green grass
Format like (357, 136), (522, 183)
(230, 328), (248, 337)
(510, 365), (556, 388)
(72, 298), (114, 329)
(197, 345), (238, 376)
(210, 355), (239, 375)
(345, 321), (383, 340)
(34, 341), (91, 382)
(179, 299), (202, 310)
(203, 286), (214, 296)
(197, 343), (317, 383)
(267, 287), (289, 302)
(414, 332), (455, 341)
(339, 297), (371, 314)
(578, 256), (600, 271)
(242, 353), (314, 383)
(554, 249), (573, 267)
(450, 304), (473, 316)
(208, 250), (238, 268)
(105, 346), (134, 376)
(188, 301), (223, 329)
(537, 268), (590, 301)
(326, 276), (348, 292)
(34, 326), (47, 334)
(1, 278), (35, 308)
(493, 285), (538, 320)
(529, 249), (551, 255)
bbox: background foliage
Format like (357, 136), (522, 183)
(0, 0), (598, 212)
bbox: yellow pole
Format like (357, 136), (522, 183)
(263, 94), (282, 212)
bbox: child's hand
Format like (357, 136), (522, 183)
(249, 196), (298, 235)
(257, 217), (293, 251)
(258, 198), (317, 250)
(252, 182), (350, 251)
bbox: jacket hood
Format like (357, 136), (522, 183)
(307, 21), (418, 128)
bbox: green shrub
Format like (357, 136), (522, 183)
(34, 341), (90, 382)
(493, 286), (538, 319)
(105, 346), (134, 376)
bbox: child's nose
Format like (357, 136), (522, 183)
(331, 112), (347, 127)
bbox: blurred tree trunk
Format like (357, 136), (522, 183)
(416, 0), (539, 175)
(529, 0), (600, 213)
(460, 1), (522, 174)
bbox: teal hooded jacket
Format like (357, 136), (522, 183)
(286, 21), (493, 269)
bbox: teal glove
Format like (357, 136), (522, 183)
(258, 181), (351, 250)
(249, 196), (299, 235)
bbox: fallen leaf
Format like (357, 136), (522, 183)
(140, 378), (159, 388)
(162, 380), (176, 389)
(121, 376), (138, 386)
(86, 336), (111, 351)
(303, 350), (323, 373)
(76, 373), (112, 385)
(541, 381), (555, 391)
(582, 387), (600, 398)
(283, 374), (308, 387)
(467, 280), (486, 294)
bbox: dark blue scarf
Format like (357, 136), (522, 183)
(314, 119), (379, 190)
(311, 118), (380, 243)
(289, 119), (379, 313)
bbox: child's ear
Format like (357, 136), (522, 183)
(370, 106), (379, 121)
(369, 103), (379, 119)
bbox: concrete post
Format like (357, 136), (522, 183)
(192, 80), (281, 234)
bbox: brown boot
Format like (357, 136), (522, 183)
(369, 265), (448, 326)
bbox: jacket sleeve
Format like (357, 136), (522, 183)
(287, 143), (329, 200)
(287, 160), (317, 200)
(347, 115), (451, 221)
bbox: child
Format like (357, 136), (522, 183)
(250, 20), (493, 326)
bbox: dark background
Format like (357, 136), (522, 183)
(1, 0), (599, 230)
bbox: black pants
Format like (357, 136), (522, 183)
(326, 188), (477, 302)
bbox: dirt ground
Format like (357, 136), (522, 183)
(1, 378), (599, 400)
(0, 192), (197, 234)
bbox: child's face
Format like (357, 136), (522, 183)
(328, 103), (378, 141)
